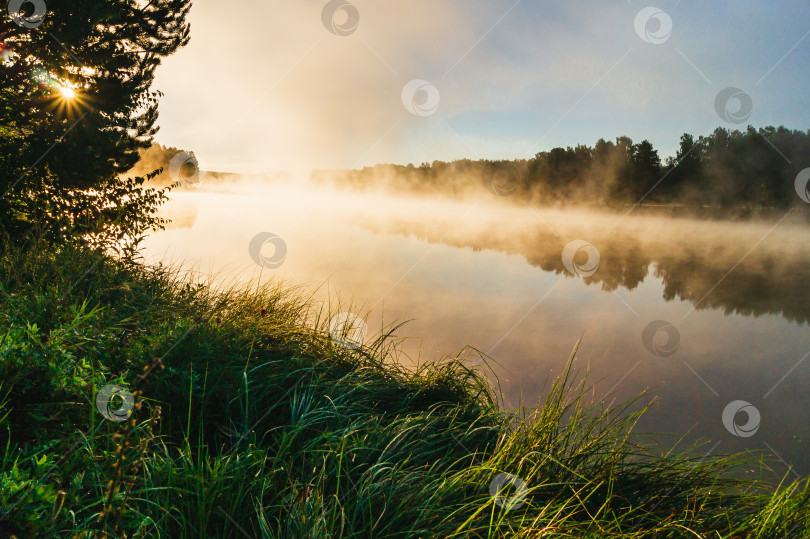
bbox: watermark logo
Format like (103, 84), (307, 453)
(483, 168), (519, 197)
(402, 79), (440, 117)
(321, 0), (359, 36)
(96, 384), (135, 422)
(249, 232), (288, 269)
(489, 472), (528, 511)
(168, 151), (205, 188)
(8, 0), (47, 29)
(328, 312), (367, 349)
(715, 87), (753, 124)
(794, 168), (810, 203)
(722, 400), (760, 438)
(642, 320), (680, 357)
(562, 240), (600, 278)
(634, 7), (672, 45)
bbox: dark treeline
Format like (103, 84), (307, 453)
(322, 126), (810, 209)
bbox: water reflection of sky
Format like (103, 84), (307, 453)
(144, 188), (810, 477)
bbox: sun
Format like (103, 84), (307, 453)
(50, 80), (83, 117)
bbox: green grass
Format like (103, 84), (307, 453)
(0, 242), (808, 538)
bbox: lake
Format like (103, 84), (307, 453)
(143, 180), (810, 477)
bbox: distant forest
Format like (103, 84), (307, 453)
(316, 126), (810, 209)
(139, 126), (810, 209)
(128, 143), (198, 186)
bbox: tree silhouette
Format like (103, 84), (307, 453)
(1, 0), (191, 249)
(322, 126), (810, 212)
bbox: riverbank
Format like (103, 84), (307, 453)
(1, 242), (808, 537)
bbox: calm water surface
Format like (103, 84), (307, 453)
(143, 183), (810, 476)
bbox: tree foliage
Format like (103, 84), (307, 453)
(326, 126), (810, 210)
(0, 0), (191, 252)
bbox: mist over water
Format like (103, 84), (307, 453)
(144, 177), (810, 476)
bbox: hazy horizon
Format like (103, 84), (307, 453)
(150, 0), (810, 174)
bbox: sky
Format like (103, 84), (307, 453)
(151, 0), (810, 174)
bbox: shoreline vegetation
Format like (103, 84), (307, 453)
(136, 124), (810, 222)
(1, 242), (808, 537)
